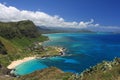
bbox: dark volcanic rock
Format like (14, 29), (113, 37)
(0, 64), (2, 68)
(0, 41), (7, 55)
(1, 67), (11, 75)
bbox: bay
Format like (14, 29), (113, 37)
(14, 33), (120, 75)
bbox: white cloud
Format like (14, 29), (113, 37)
(0, 3), (99, 28)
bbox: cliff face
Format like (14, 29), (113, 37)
(0, 20), (40, 39)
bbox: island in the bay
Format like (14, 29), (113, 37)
(0, 20), (120, 80)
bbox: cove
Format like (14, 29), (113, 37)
(14, 33), (120, 75)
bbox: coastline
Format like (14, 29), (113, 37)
(7, 56), (37, 69)
(7, 47), (65, 70)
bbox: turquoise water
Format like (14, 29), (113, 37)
(14, 59), (48, 75)
(14, 33), (120, 75)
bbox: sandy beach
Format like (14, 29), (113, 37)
(7, 47), (65, 69)
(7, 56), (36, 69)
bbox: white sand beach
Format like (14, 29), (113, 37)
(7, 47), (64, 69)
(7, 56), (36, 69)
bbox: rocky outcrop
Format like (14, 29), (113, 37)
(0, 41), (7, 55)
(73, 57), (120, 80)
(0, 64), (2, 69)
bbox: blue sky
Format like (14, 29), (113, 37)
(0, 0), (120, 31)
(0, 0), (120, 26)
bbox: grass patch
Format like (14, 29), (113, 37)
(10, 35), (48, 48)
(0, 36), (20, 54)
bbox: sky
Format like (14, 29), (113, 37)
(0, 0), (120, 32)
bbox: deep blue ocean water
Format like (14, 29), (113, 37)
(14, 33), (120, 75)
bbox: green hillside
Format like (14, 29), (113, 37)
(0, 20), (40, 39)
(0, 36), (20, 54)
(18, 67), (72, 80)
(0, 20), (120, 80)
(0, 20), (48, 49)
(0, 40), (7, 55)
(0, 20), (63, 80)
(69, 58), (120, 80)
(0, 20), (49, 67)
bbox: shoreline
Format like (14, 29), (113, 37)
(7, 56), (37, 69)
(7, 47), (66, 70)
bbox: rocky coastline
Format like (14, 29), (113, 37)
(70, 57), (120, 80)
(6, 46), (66, 77)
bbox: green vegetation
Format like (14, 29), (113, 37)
(11, 36), (48, 48)
(0, 20), (49, 67)
(0, 40), (7, 55)
(0, 36), (20, 54)
(0, 36), (21, 66)
(0, 20), (40, 39)
(68, 58), (120, 80)
(0, 20), (60, 77)
(0, 20), (120, 80)
(18, 67), (72, 80)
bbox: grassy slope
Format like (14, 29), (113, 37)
(0, 20), (49, 67)
(0, 36), (21, 66)
(0, 36), (20, 54)
(0, 35), (49, 67)
(18, 67), (72, 80)
(79, 62), (120, 80)
(10, 36), (48, 48)
(68, 58), (120, 80)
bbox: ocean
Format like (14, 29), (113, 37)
(14, 33), (120, 75)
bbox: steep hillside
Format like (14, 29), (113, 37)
(0, 36), (20, 54)
(0, 20), (40, 39)
(0, 20), (48, 50)
(0, 20), (62, 80)
(0, 20), (48, 67)
(18, 67), (72, 80)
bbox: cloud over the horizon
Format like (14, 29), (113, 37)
(0, 3), (99, 28)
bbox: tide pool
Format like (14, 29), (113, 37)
(14, 33), (120, 75)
